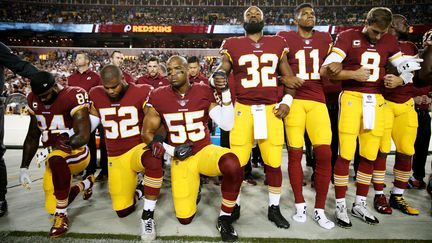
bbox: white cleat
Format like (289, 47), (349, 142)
(141, 218), (156, 242)
(314, 209), (335, 230)
(351, 201), (379, 225)
(292, 202), (307, 223)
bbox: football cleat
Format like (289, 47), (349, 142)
(231, 204), (240, 222)
(95, 172), (108, 182)
(335, 203), (352, 228)
(141, 210), (156, 241)
(268, 205), (290, 229)
(292, 203), (307, 223)
(83, 174), (95, 200)
(49, 213), (69, 238)
(407, 178), (426, 189)
(389, 194), (420, 216)
(216, 215), (238, 242)
(135, 181), (144, 201)
(314, 209), (335, 230)
(351, 201), (379, 225)
(0, 200), (7, 217)
(373, 194), (392, 214)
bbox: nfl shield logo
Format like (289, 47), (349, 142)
(177, 99), (189, 107)
(253, 43), (262, 48)
(305, 40), (310, 45)
(32, 102), (38, 109)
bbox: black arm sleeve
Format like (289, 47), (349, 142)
(0, 41), (39, 87)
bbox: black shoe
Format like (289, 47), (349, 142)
(0, 200), (7, 217)
(217, 215), (238, 242)
(95, 171), (108, 182)
(268, 205), (290, 229)
(231, 204), (240, 222)
(135, 182), (144, 201)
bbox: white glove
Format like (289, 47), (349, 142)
(19, 168), (32, 190)
(400, 72), (414, 85)
(35, 148), (50, 168)
(397, 57), (423, 73)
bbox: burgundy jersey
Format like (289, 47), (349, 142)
(26, 86), (89, 148)
(89, 83), (152, 157)
(136, 74), (169, 88)
(220, 35), (288, 105)
(189, 73), (209, 85)
(412, 85), (432, 110)
(147, 83), (216, 155)
(122, 70), (135, 84)
(332, 29), (402, 93)
(383, 41), (418, 103)
(67, 69), (101, 92)
(277, 30), (332, 103)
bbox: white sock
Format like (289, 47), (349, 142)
(336, 198), (346, 207)
(219, 210), (231, 217)
(83, 179), (91, 190)
(292, 202), (307, 223)
(268, 192), (280, 207)
(392, 187), (404, 195)
(375, 190), (384, 195)
(236, 194), (241, 206)
(144, 198), (156, 211)
(355, 195), (367, 205)
(314, 208), (335, 230)
(55, 208), (67, 215)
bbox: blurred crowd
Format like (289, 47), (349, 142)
(2, 48), (216, 104)
(1, 1), (430, 25)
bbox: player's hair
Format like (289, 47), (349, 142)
(110, 50), (123, 58)
(76, 52), (90, 63)
(159, 63), (167, 75)
(366, 7), (393, 28)
(30, 71), (55, 95)
(147, 56), (160, 63)
(391, 14), (406, 26)
(294, 3), (314, 16)
(167, 55), (188, 67)
(187, 56), (200, 64)
(100, 64), (122, 82)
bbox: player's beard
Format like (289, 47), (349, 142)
(398, 31), (409, 40)
(109, 84), (128, 102)
(243, 21), (264, 34)
(299, 23), (314, 32)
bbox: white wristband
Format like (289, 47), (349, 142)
(221, 89), (232, 104)
(280, 94), (293, 107)
(162, 142), (175, 157)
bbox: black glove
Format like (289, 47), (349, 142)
(174, 142), (193, 160)
(149, 134), (165, 159)
(54, 133), (72, 153)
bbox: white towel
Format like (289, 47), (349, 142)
(252, 104), (268, 139)
(362, 94), (376, 130)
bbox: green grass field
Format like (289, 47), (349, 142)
(0, 231), (430, 243)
